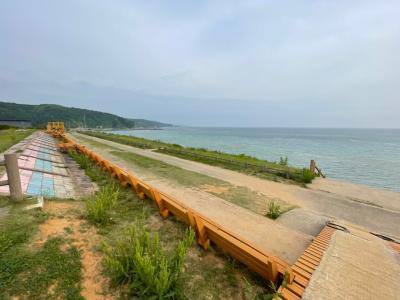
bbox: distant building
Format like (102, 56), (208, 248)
(0, 119), (32, 128)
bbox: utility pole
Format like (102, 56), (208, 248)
(83, 113), (87, 129)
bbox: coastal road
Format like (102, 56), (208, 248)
(71, 132), (400, 239)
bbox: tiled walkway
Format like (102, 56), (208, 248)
(0, 132), (75, 198)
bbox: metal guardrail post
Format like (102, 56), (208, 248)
(5, 153), (23, 201)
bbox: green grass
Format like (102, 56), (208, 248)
(86, 183), (120, 224)
(0, 128), (35, 153)
(0, 198), (83, 299)
(68, 149), (277, 299)
(75, 135), (121, 150)
(110, 150), (226, 187)
(110, 150), (294, 216)
(79, 131), (316, 184)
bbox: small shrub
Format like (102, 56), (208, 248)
(279, 157), (288, 166)
(68, 149), (91, 170)
(86, 183), (120, 224)
(104, 219), (194, 299)
(288, 168), (315, 184)
(266, 200), (281, 220)
(300, 168), (314, 184)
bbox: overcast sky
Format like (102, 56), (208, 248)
(1, 1), (399, 127)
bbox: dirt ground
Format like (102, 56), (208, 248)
(72, 133), (400, 239)
(34, 201), (113, 300)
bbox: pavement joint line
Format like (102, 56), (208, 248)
(28, 142), (58, 150)
(19, 154), (64, 164)
(19, 166), (69, 177)
(25, 148), (62, 157)
(30, 138), (56, 144)
(31, 140), (55, 145)
(30, 142), (58, 150)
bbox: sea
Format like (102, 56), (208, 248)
(113, 127), (400, 192)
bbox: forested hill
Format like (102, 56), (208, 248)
(0, 101), (171, 129)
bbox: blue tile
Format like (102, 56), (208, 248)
(43, 161), (52, 172)
(42, 188), (55, 197)
(27, 185), (41, 195)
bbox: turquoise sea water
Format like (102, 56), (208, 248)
(114, 127), (400, 192)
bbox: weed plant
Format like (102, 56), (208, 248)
(86, 183), (120, 224)
(266, 201), (281, 220)
(104, 219), (194, 299)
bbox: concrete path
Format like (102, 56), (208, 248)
(72, 132), (400, 239)
(69, 133), (313, 264)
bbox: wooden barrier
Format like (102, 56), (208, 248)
(59, 134), (296, 286)
(47, 122), (65, 137)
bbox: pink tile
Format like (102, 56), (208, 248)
(25, 161), (35, 168)
(20, 176), (30, 182)
(0, 186), (9, 193)
(20, 170), (31, 176)
(21, 182), (29, 191)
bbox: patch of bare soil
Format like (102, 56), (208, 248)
(147, 214), (164, 231)
(34, 201), (114, 300)
(200, 184), (230, 194)
(44, 201), (81, 213)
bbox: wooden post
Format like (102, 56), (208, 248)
(5, 153), (23, 201)
(267, 261), (278, 283)
(309, 159), (316, 174)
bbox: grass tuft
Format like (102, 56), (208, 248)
(265, 200), (281, 220)
(104, 219), (195, 299)
(86, 183), (120, 225)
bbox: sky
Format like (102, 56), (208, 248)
(0, 1), (399, 128)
